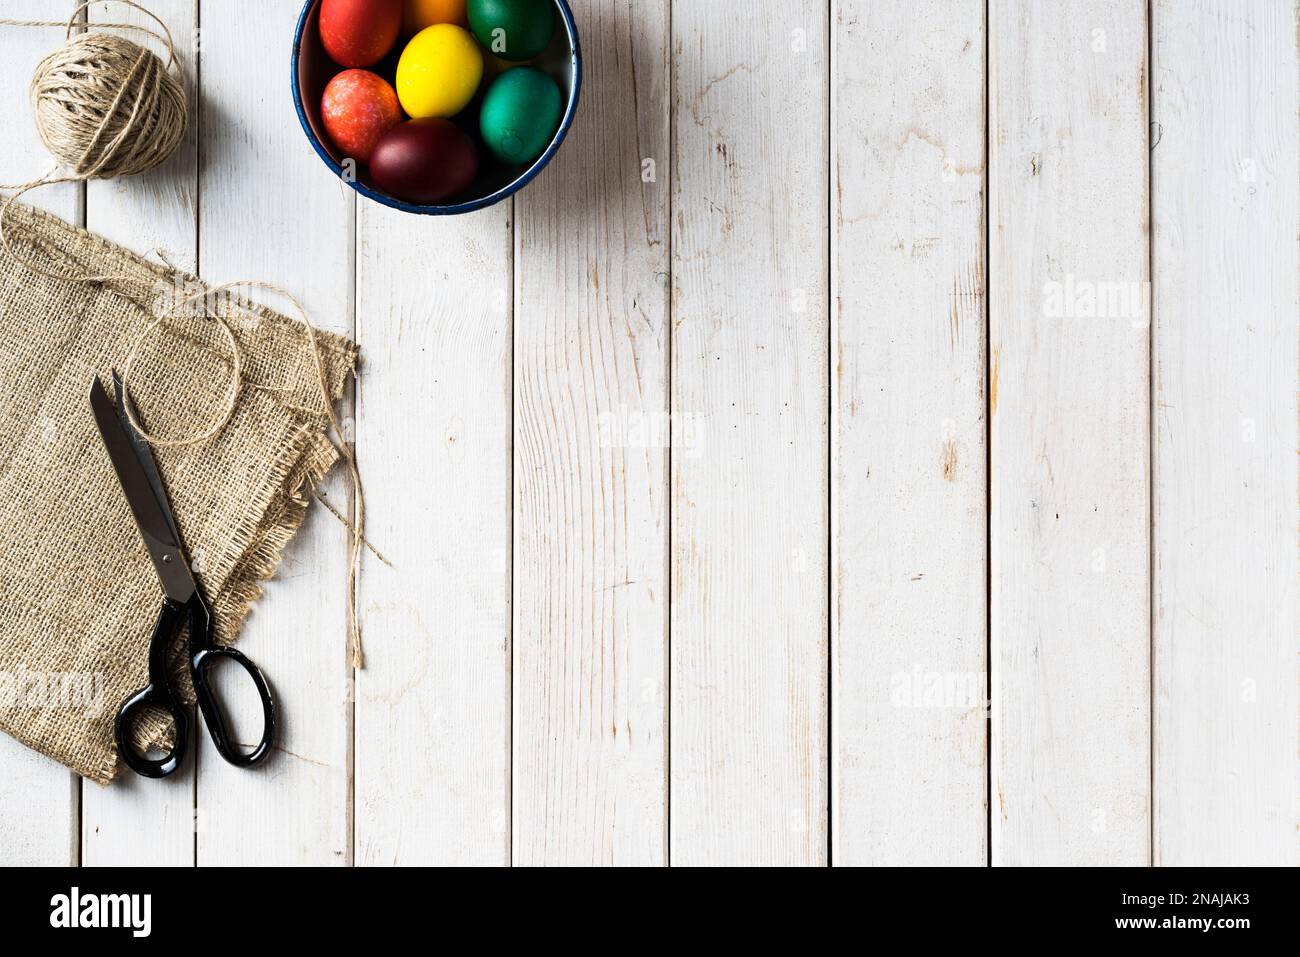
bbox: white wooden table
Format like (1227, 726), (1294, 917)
(1, 0), (1295, 867)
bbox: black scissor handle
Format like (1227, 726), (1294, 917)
(114, 600), (190, 778)
(116, 594), (276, 777)
(191, 642), (276, 769)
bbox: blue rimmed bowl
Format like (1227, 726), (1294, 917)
(291, 0), (581, 215)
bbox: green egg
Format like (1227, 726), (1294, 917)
(468, 0), (555, 61)
(479, 67), (563, 164)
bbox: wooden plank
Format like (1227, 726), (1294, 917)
(194, 0), (353, 865)
(670, 0), (829, 865)
(989, 0), (1150, 865)
(831, 0), (987, 866)
(0, 0), (81, 867)
(353, 204), (512, 866)
(513, 0), (671, 866)
(81, 0), (198, 869)
(1151, 0), (1299, 866)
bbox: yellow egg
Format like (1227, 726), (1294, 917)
(403, 0), (467, 34)
(396, 24), (483, 118)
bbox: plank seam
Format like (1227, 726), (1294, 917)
(665, 0), (674, 869)
(825, 0), (834, 870)
(509, 193), (517, 868)
(983, 0), (992, 870)
(1145, 0), (1155, 869)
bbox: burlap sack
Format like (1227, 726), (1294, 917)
(0, 202), (356, 784)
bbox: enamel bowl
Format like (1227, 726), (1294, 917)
(291, 0), (581, 214)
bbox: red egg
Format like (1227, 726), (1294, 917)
(321, 69), (402, 164)
(319, 0), (402, 68)
(370, 118), (479, 203)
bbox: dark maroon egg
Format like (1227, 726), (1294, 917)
(369, 118), (479, 204)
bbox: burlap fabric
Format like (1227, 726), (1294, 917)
(0, 202), (356, 784)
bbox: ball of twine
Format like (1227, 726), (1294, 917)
(31, 30), (186, 179)
(0, 0), (188, 181)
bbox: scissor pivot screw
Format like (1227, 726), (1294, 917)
(162, 553), (174, 564)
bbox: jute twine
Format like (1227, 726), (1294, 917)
(0, 0), (378, 667)
(24, 6), (185, 178)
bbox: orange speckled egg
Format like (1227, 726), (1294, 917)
(321, 69), (403, 163)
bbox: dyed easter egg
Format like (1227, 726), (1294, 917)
(467, 0), (555, 61)
(395, 24), (483, 118)
(479, 67), (562, 164)
(370, 118), (479, 202)
(321, 70), (403, 164)
(319, 0), (403, 68)
(402, 0), (467, 33)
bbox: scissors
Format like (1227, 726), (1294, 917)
(90, 372), (276, 778)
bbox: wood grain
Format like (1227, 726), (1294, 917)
(353, 200), (512, 866)
(193, 0), (353, 865)
(512, 0), (671, 866)
(990, 0), (1150, 865)
(670, 0), (830, 865)
(1151, 0), (1299, 866)
(831, 0), (987, 866)
(0, 0), (81, 868)
(81, 0), (198, 868)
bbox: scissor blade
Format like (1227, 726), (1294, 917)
(89, 377), (197, 603)
(112, 371), (181, 545)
